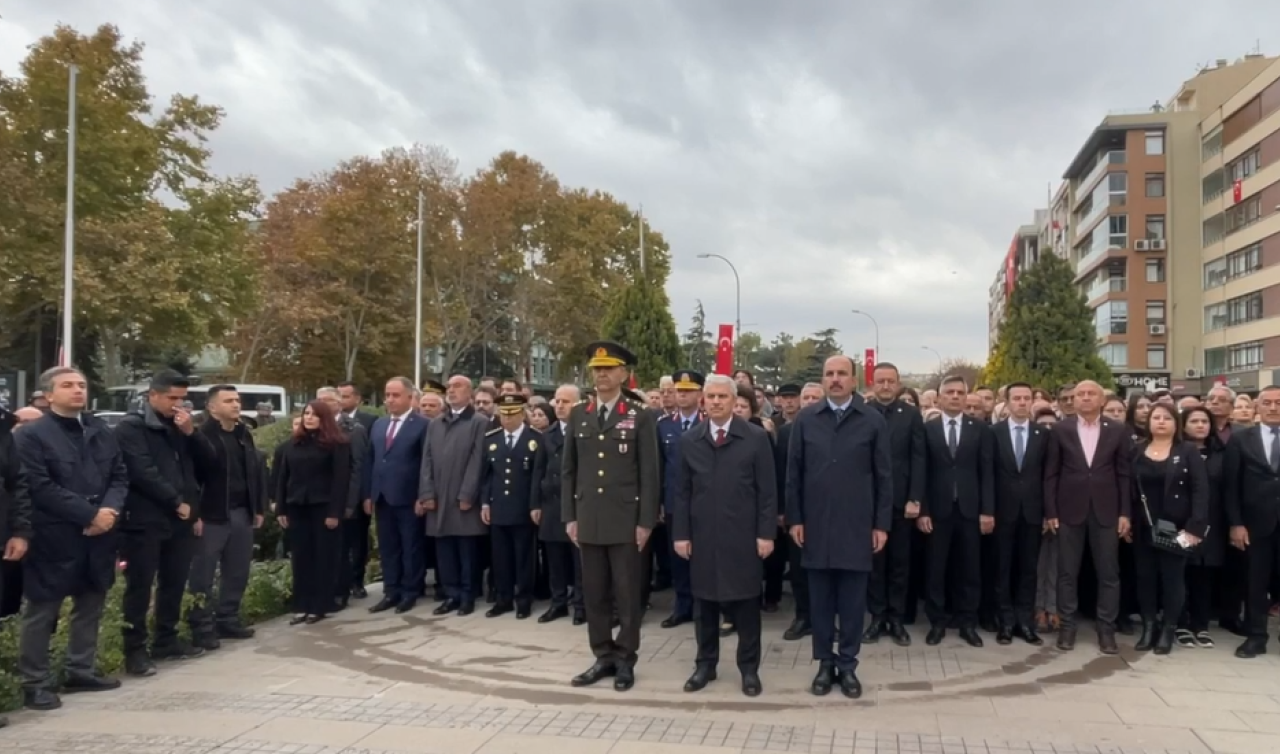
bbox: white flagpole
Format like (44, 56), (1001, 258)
(414, 190), (424, 387)
(61, 64), (79, 367)
(638, 204), (645, 277)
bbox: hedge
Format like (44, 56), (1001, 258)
(0, 559), (292, 712)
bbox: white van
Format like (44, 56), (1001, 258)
(100, 382), (290, 423)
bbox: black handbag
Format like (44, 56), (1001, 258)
(1139, 492), (1198, 557)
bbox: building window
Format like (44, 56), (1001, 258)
(1229, 149), (1261, 182)
(1146, 258), (1165, 283)
(1108, 214), (1128, 248)
(1204, 302), (1227, 332)
(1203, 257), (1227, 289)
(1145, 131), (1165, 155)
(1096, 300), (1128, 337)
(1227, 243), (1263, 279)
(1145, 215), (1166, 241)
(1146, 301), (1166, 325)
(1146, 345), (1167, 370)
(1108, 172), (1128, 193)
(1098, 343), (1129, 368)
(1227, 341), (1265, 372)
(1227, 291), (1264, 326)
(1146, 173), (1166, 198)
(1226, 196), (1262, 235)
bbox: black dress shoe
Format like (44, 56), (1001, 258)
(151, 639), (205, 661)
(125, 650), (156, 677)
(432, 599), (459, 616)
(486, 602), (513, 618)
(572, 609), (587, 625)
(661, 613), (691, 629)
(1057, 624), (1078, 651)
(1153, 626), (1176, 655)
(887, 621), (912, 647)
(683, 666), (716, 692)
(838, 670), (862, 699)
(810, 662), (836, 696)
(216, 622), (255, 640)
(352, 586), (368, 599)
(304, 614), (325, 625)
(979, 616), (999, 634)
(784, 618), (811, 641)
(395, 598), (417, 614)
(1013, 624), (1043, 646)
(863, 620), (885, 643)
(516, 604), (532, 620)
(193, 632), (221, 652)
(539, 605), (568, 623)
(925, 626), (946, 645)
(613, 665), (635, 692)
(570, 661), (616, 687)
(996, 626), (1013, 645)
(1235, 637), (1267, 658)
(23, 688), (62, 711)
(62, 673), (121, 693)
(762, 602), (779, 614)
(742, 671), (763, 697)
(959, 627), (984, 648)
(289, 614), (308, 626)
(370, 597), (398, 614)
(1135, 620), (1158, 652)
(1097, 626), (1119, 655)
(457, 602), (476, 616)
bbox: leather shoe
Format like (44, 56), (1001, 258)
(613, 664), (635, 691)
(1235, 637), (1267, 659)
(457, 602), (476, 616)
(62, 673), (120, 693)
(1013, 624), (1043, 646)
(351, 586), (368, 599)
(23, 688), (62, 711)
(661, 613), (691, 629)
(683, 666), (716, 692)
(539, 605), (568, 623)
(571, 661), (616, 687)
(925, 625), (946, 645)
(863, 620), (885, 643)
(486, 602), (513, 618)
(1097, 625), (1119, 655)
(1057, 624), (1078, 651)
(741, 672), (762, 697)
(395, 598), (417, 614)
(838, 670), (862, 699)
(783, 618), (811, 641)
(996, 626), (1013, 645)
(959, 627), (984, 648)
(370, 597), (398, 614)
(432, 599), (459, 616)
(516, 604), (532, 620)
(887, 621), (911, 647)
(572, 609), (587, 625)
(810, 662), (836, 696)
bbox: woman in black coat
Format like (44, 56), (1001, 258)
(1176, 406), (1227, 648)
(276, 401), (352, 624)
(1130, 404), (1209, 655)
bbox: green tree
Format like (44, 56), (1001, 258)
(735, 331), (763, 374)
(984, 254), (1114, 391)
(680, 300), (713, 373)
(600, 279), (681, 387)
(797, 328), (845, 383)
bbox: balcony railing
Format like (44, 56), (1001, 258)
(1075, 151), (1127, 204)
(1088, 277), (1127, 300)
(1076, 200), (1111, 236)
(1076, 244), (1111, 274)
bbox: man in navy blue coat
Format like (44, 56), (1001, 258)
(786, 355), (892, 699)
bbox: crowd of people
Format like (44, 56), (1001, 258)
(2, 346), (1280, 725)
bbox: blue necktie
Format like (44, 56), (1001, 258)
(1014, 426), (1025, 471)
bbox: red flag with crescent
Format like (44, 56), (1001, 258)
(715, 324), (734, 375)
(865, 348), (876, 387)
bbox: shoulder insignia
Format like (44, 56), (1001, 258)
(486, 427), (502, 436)
(528, 439), (538, 451)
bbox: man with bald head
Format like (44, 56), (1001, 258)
(1044, 379), (1132, 654)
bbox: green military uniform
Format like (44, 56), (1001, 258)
(561, 341), (661, 687)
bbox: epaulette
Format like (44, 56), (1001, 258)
(485, 426), (502, 436)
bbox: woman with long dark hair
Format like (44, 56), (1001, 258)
(276, 400), (353, 625)
(1130, 404), (1208, 654)
(1126, 393), (1152, 442)
(1176, 406), (1226, 647)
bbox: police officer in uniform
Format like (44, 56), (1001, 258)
(656, 370), (704, 628)
(480, 394), (546, 619)
(563, 341), (661, 692)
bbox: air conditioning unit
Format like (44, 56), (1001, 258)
(1151, 239), (1167, 251)
(1149, 324), (1167, 335)
(1134, 240), (1151, 251)
(1185, 368), (1201, 378)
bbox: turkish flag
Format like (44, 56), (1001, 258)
(864, 348), (876, 387)
(628, 372), (638, 390)
(1232, 179), (1243, 204)
(714, 324), (734, 375)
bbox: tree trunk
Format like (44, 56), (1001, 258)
(101, 330), (123, 387)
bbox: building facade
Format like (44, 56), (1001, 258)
(988, 224), (1041, 350)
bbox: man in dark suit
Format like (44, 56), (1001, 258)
(776, 382), (825, 641)
(863, 363), (925, 647)
(1224, 384), (1280, 658)
(336, 381), (378, 598)
(479, 394), (546, 619)
(363, 377), (430, 614)
(655, 370), (705, 629)
(1044, 379), (1131, 654)
(0, 407), (31, 727)
(786, 355), (892, 699)
(919, 375), (994, 648)
(562, 341), (661, 692)
(538, 384), (584, 624)
(991, 382), (1047, 645)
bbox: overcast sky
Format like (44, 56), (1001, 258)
(4, 1), (1277, 372)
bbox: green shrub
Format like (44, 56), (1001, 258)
(0, 559), (292, 712)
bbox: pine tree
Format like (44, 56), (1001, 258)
(798, 328), (845, 384)
(984, 254), (1115, 391)
(600, 278), (682, 387)
(680, 300), (714, 374)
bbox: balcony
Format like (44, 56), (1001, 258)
(1074, 241), (1127, 282)
(1073, 151), (1126, 209)
(1076, 199), (1114, 237)
(1087, 276), (1127, 301)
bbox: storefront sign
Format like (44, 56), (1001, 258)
(1112, 372), (1170, 392)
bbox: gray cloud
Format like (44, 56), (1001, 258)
(5, 0), (1278, 372)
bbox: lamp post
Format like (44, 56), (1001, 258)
(850, 309), (880, 360)
(413, 191), (424, 387)
(921, 345), (944, 381)
(697, 253), (741, 366)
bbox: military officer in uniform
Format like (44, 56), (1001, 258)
(656, 370), (705, 628)
(480, 394), (546, 619)
(563, 341), (661, 692)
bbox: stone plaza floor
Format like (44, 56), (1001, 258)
(3, 586), (1280, 754)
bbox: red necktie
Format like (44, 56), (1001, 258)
(715, 428), (726, 446)
(385, 417), (400, 450)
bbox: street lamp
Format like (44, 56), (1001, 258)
(696, 253), (742, 366)
(921, 345), (944, 378)
(850, 309), (880, 360)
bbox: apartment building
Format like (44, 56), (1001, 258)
(988, 223), (1041, 349)
(1056, 55), (1274, 396)
(1196, 57), (1280, 395)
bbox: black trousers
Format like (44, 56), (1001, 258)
(1244, 528), (1280, 640)
(763, 526), (787, 606)
(1184, 563), (1216, 632)
(1218, 547), (1248, 625)
(925, 514), (981, 626)
(787, 535), (809, 621)
(341, 509), (372, 593)
(0, 560), (22, 618)
(868, 513), (913, 621)
(1133, 531), (1188, 624)
(695, 597), (761, 673)
(808, 569), (868, 672)
(995, 516), (1041, 627)
(492, 523), (536, 607)
(120, 526), (196, 652)
(544, 540), (583, 609)
(580, 542), (643, 666)
(1058, 515), (1120, 627)
(651, 522), (672, 590)
(287, 505), (341, 616)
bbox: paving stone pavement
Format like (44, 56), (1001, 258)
(3, 587), (1280, 753)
